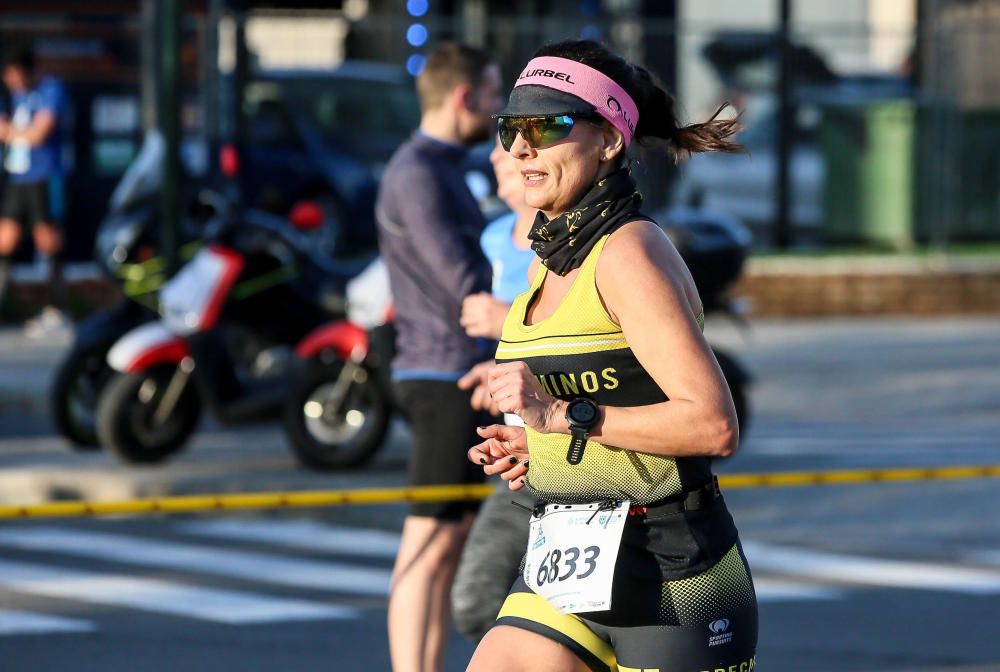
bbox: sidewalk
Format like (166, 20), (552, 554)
(0, 326), (70, 415)
(735, 254), (1000, 316)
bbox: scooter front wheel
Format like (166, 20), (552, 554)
(283, 361), (390, 470)
(50, 343), (115, 450)
(96, 365), (201, 464)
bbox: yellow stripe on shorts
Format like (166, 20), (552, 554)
(497, 592), (617, 670)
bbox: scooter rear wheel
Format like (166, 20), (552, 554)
(283, 361), (390, 470)
(96, 366), (201, 464)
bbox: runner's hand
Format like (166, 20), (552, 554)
(457, 360), (499, 414)
(460, 292), (510, 339)
(468, 425), (529, 491)
(487, 361), (566, 434)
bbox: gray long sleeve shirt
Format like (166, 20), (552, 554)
(376, 132), (492, 377)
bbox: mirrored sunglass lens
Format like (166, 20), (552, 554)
(497, 119), (518, 150)
(498, 116), (575, 150)
(529, 116), (574, 148)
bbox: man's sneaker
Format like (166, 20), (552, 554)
(24, 306), (73, 340)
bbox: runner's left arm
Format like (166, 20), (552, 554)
(11, 80), (61, 147)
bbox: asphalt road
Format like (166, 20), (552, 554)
(0, 317), (999, 671)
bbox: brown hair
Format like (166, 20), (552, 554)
(416, 42), (495, 112)
(533, 40), (743, 164)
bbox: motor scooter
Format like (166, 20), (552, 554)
(95, 201), (368, 465)
(49, 132), (208, 448)
(281, 257), (395, 470)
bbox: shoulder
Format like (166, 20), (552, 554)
(600, 218), (685, 275)
(379, 142), (436, 198)
(482, 212), (515, 241)
(597, 218), (699, 310)
(37, 77), (66, 104)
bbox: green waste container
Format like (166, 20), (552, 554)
(820, 98), (915, 249)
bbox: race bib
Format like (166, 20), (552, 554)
(5, 103), (34, 175)
(523, 500), (629, 614)
(4, 139), (30, 175)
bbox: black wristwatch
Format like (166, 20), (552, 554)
(565, 397), (600, 465)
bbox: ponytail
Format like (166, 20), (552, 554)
(629, 63), (743, 164)
(669, 103), (744, 164)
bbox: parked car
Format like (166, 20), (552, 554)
(242, 62), (497, 258)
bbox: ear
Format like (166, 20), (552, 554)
(600, 126), (625, 163)
(452, 83), (474, 113)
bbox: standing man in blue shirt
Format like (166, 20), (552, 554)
(376, 43), (503, 672)
(0, 46), (69, 333)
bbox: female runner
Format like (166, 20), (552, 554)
(466, 40), (758, 672)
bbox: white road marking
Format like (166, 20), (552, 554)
(752, 578), (843, 602)
(0, 560), (355, 624)
(177, 519), (400, 559)
(743, 425), (998, 456)
(744, 542), (1000, 594)
(0, 527), (390, 596)
(963, 550), (1000, 567)
(0, 609), (94, 635)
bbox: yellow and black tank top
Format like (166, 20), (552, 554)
(495, 234), (713, 506)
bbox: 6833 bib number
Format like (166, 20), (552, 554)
(535, 545), (601, 586)
(524, 500), (628, 614)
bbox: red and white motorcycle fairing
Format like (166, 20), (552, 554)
(107, 246), (245, 373)
(295, 256), (393, 361)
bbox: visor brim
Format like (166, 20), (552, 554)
(495, 85), (596, 119)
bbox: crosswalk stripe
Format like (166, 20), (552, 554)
(743, 542), (1000, 594)
(0, 527), (391, 596)
(964, 550), (1000, 567)
(0, 560), (355, 624)
(0, 609), (94, 635)
(177, 519), (400, 559)
(749, 426), (997, 440)
(745, 437), (993, 455)
(752, 578), (843, 602)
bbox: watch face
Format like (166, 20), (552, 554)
(569, 400), (597, 424)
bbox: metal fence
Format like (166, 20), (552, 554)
(3, 2), (999, 255)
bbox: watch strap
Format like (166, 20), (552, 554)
(566, 428), (588, 465)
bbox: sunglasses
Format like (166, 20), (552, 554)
(496, 114), (595, 152)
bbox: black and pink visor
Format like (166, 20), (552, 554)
(497, 56), (640, 147)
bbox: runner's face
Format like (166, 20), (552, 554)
(508, 119), (608, 219)
(2, 66), (28, 93)
(490, 139), (526, 211)
(459, 64), (504, 145)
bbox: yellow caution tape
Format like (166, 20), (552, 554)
(0, 465), (998, 520)
(718, 464), (1000, 488)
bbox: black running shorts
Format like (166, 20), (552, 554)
(495, 522), (758, 671)
(394, 379), (489, 520)
(1, 180), (58, 228)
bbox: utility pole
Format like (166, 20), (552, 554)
(156, 0), (183, 274)
(775, 0), (793, 248)
(140, 1), (160, 132)
(232, 0), (249, 210)
(204, 0), (224, 177)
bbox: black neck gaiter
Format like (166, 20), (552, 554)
(528, 168), (643, 276)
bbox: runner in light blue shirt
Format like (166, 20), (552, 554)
(452, 137), (539, 642)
